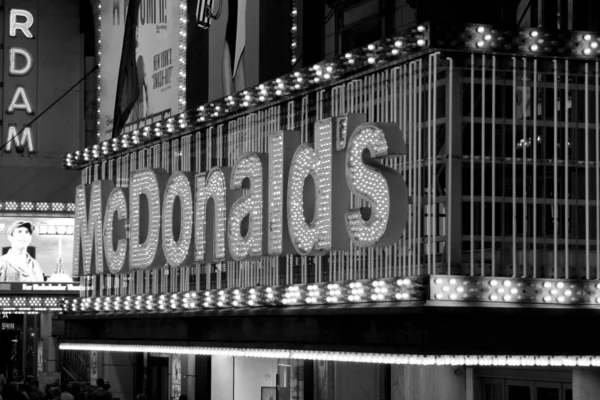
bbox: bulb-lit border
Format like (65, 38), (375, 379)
(65, 275), (600, 314)
(178, 0), (187, 112)
(430, 275), (600, 306)
(62, 277), (426, 314)
(0, 296), (64, 313)
(66, 22), (429, 168)
(69, 20), (600, 169)
(290, 0), (297, 67)
(95, 1), (102, 140)
(0, 201), (75, 214)
(58, 343), (600, 368)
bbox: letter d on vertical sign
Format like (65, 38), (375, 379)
(73, 181), (115, 276)
(130, 168), (169, 270)
(345, 123), (408, 246)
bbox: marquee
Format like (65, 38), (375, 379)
(73, 114), (409, 276)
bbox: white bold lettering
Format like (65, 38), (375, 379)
(73, 181), (114, 276)
(7, 86), (33, 114)
(9, 48), (33, 76)
(5, 125), (34, 153)
(345, 122), (409, 246)
(9, 9), (34, 38)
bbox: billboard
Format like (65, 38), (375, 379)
(206, 0), (259, 101)
(0, 217), (74, 284)
(99, 0), (181, 141)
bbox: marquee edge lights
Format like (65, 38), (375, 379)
(178, 0), (187, 113)
(0, 201), (75, 214)
(67, 22), (431, 168)
(58, 343), (600, 368)
(68, 20), (600, 169)
(62, 277), (426, 313)
(67, 275), (600, 314)
(429, 275), (600, 306)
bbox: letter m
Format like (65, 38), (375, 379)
(73, 181), (114, 276)
(5, 125), (34, 153)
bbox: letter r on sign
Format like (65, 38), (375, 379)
(9, 9), (34, 38)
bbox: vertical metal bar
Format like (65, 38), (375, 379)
(447, 57), (453, 275)
(470, 54), (475, 276)
(428, 54), (433, 275)
(481, 54), (486, 276)
(596, 62), (600, 279)
(433, 53), (439, 275)
(564, 60), (569, 278)
(533, 59), (538, 277)
(491, 56), (497, 276)
(585, 63), (590, 279)
(553, 60), (559, 278)
(522, 58), (527, 277)
(408, 63), (413, 276)
(512, 57), (518, 276)
(418, 58), (423, 275)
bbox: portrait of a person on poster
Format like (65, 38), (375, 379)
(0, 221), (44, 282)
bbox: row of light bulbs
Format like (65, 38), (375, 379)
(0, 201), (74, 213)
(472, 25), (600, 56)
(290, 3), (298, 66)
(63, 278), (423, 314)
(70, 21), (429, 169)
(0, 297), (61, 308)
(432, 276), (600, 305)
(58, 343), (600, 368)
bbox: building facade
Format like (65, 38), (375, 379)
(58, 1), (600, 399)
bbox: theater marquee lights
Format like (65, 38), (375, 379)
(73, 115), (409, 276)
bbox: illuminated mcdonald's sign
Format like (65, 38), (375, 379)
(73, 114), (409, 276)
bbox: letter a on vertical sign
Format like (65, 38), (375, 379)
(345, 122), (409, 247)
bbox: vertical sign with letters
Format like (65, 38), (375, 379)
(3, 0), (38, 154)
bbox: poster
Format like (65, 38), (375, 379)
(90, 351), (98, 384)
(99, 0), (181, 140)
(171, 354), (182, 399)
(205, 0), (259, 101)
(0, 217), (74, 283)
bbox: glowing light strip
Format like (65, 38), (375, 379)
(0, 201), (75, 213)
(58, 343), (600, 367)
(96, 1), (102, 140)
(178, 0), (187, 112)
(0, 297), (63, 310)
(69, 21), (600, 169)
(63, 277), (426, 313)
(290, 1), (297, 66)
(430, 275), (600, 305)
(65, 23), (429, 168)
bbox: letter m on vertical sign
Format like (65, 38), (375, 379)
(5, 125), (34, 153)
